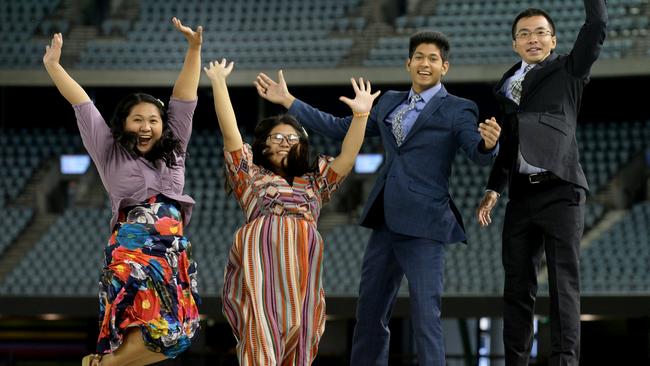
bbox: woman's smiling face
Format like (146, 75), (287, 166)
(123, 102), (163, 154)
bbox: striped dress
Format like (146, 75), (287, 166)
(222, 144), (344, 366)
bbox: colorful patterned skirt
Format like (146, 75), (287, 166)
(96, 195), (200, 358)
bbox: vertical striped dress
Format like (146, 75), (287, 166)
(222, 144), (345, 366)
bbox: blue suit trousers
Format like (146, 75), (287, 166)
(350, 224), (446, 366)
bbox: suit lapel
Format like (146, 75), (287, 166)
(495, 62), (522, 95)
(402, 85), (448, 144)
(379, 91), (408, 145)
(492, 62), (521, 111)
(520, 52), (560, 103)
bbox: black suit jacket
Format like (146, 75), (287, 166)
(487, 0), (608, 194)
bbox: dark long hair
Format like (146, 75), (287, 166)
(251, 114), (318, 178)
(109, 93), (184, 167)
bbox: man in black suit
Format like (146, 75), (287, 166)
(476, 1), (607, 365)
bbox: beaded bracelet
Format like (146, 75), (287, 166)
(353, 111), (370, 118)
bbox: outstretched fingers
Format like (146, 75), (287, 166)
(350, 77), (360, 94)
(278, 69), (286, 85)
(358, 77), (366, 92)
(255, 72), (285, 98)
(172, 16), (187, 32)
(254, 80), (266, 95)
(340, 77), (381, 113)
(352, 77), (381, 99)
(48, 32), (62, 49)
(257, 73), (276, 88)
(203, 59), (234, 79)
(339, 96), (353, 104)
(224, 59), (234, 73)
(43, 33), (63, 64)
(172, 17), (194, 32)
(172, 16), (202, 45)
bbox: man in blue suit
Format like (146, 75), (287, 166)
(255, 31), (501, 366)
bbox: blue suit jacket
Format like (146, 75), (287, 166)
(288, 85), (498, 244)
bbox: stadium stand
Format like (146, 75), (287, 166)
(580, 202), (650, 294)
(0, 128), (81, 201)
(0, 1), (649, 363)
(77, 0), (360, 70)
(1, 0), (646, 71)
(2, 119), (647, 297)
(0, 207), (108, 296)
(366, 0), (649, 66)
(0, 208), (33, 259)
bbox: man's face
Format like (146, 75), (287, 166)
(512, 15), (557, 64)
(406, 43), (449, 93)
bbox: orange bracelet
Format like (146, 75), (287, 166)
(353, 111), (370, 118)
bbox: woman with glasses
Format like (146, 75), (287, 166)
(204, 59), (380, 365)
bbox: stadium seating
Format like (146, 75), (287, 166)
(323, 224), (370, 295)
(0, 208), (34, 258)
(0, 112), (648, 299)
(0, 207), (109, 296)
(578, 120), (650, 189)
(581, 202), (650, 293)
(0, 128), (82, 201)
(77, 0), (360, 70)
(0, 0), (650, 296)
(366, 0), (648, 66)
(1, 0), (647, 70)
(0, 0), (60, 69)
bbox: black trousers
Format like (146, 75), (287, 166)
(503, 174), (586, 366)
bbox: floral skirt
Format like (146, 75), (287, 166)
(96, 195), (200, 358)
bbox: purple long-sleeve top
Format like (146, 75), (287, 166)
(73, 97), (197, 230)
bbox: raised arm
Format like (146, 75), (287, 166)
(171, 17), (202, 101)
(42, 33), (90, 105)
(255, 70), (381, 140)
(329, 78), (380, 176)
(567, 0), (607, 78)
(255, 69), (295, 109)
(204, 59), (243, 152)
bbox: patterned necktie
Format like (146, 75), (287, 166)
(392, 93), (422, 146)
(509, 64), (533, 105)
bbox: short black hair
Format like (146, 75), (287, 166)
(109, 93), (184, 168)
(511, 8), (556, 40)
(251, 114), (318, 178)
(408, 31), (450, 62)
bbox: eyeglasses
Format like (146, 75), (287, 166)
(267, 133), (301, 145)
(514, 29), (553, 40)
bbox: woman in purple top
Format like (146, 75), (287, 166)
(43, 17), (202, 366)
